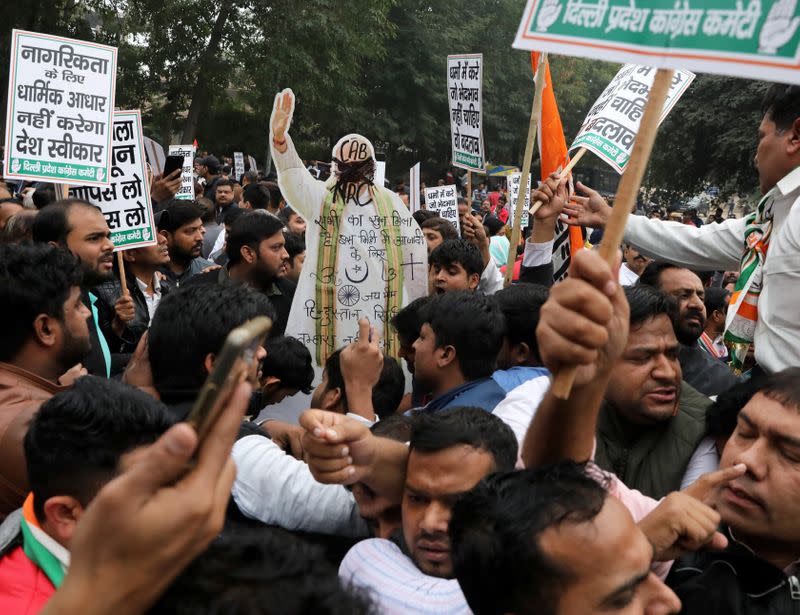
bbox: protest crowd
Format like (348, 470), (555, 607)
(3, 9), (800, 615)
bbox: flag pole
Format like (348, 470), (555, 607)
(504, 52), (548, 288)
(551, 68), (674, 399)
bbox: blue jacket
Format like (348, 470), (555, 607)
(411, 378), (507, 415)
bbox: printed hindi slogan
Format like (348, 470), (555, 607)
(507, 173), (531, 229)
(447, 53), (486, 173)
(234, 151), (245, 181)
(571, 64), (694, 173)
(168, 144), (196, 200)
(424, 185), (461, 235)
(514, 0), (800, 84)
(69, 110), (156, 250)
(3, 29), (117, 185)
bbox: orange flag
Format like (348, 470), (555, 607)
(531, 52), (584, 269)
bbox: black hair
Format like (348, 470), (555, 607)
(457, 196), (468, 206)
(243, 183), (271, 210)
(371, 357), (405, 419)
(261, 181), (283, 209)
(638, 261), (681, 289)
(243, 170), (259, 184)
(322, 349), (405, 418)
(705, 376), (763, 440)
(222, 205), (247, 227)
(761, 83), (800, 132)
(32, 200), (99, 245)
(2, 209), (38, 244)
(624, 284), (679, 329)
(159, 201), (205, 233)
(0, 243), (82, 361)
(704, 286), (731, 316)
(284, 231), (305, 259)
(278, 205), (299, 225)
(413, 209), (439, 226)
(221, 165), (233, 177)
(429, 238), (483, 278)
(195, 197), (216, 224)
(421, 217), (459, 241)
(420, 291), (506, 380)
(371, 414), (412, 441)
(759, 367), (800, 412)
(390, 296), (432, 346)
(409, 407), (517, 472)
(494, 284), (549, 364)
(149, 284), (276, 398)
(25, 377), (174, 520)
(261, 335), (314, 394)
(449, 462), (607, 615)
(226, 211), (285, 266)
(148, 525), (374, 615)
(484, 215), (504, 236)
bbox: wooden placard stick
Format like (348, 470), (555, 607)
(528, 147), (587, 216)
(117, 251), (130, 297)
(551, 68), (674, 400)
(467, 170), (472, 206)
(504, 51), (548, 288)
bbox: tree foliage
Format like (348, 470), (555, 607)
(0, 0), (773, 196)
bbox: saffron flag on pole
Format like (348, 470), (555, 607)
(532, 52), (584, 281)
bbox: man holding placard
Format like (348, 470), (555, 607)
(564, 84), (800, 376)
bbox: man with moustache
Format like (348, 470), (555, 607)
(528, 246), (800, 614)
(157, 201), (213, 286)
(32, 200), (116, 377)
(94, 210), (174, 370)
(640, 262), (740, 397)
(0, 244), (91, 518)
(619, 243), (651, 286)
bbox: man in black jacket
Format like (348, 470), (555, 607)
(185, 211), (295, 336)
(94, 226), (174, 373)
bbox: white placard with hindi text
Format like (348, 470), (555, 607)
(447, 53), (485, 173)
(69, 110), (156, 250)
(3, 29), (117, 185)
(233, 151), (244, 181)
(168, 144), (195, 200)
(507, 173), (531, 229)
(424, 185), (460, 235)
(571, 64), (694, 174)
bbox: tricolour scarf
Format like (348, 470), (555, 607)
(724, 192), (774, 373)
(20, 493), (70, 588)
(315, 185), (403, 365)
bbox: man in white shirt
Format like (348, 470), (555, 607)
(562, 84), (800, 374)
(619, 243), (651, 286)
(301, 408), (518, 615)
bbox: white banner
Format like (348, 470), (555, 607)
(143, 136), (165, 175)
(168, 144), (195, 200)
(374, 160), (386, 188)
(3, 29), (117, 185)
(424, 185), (460, 235)
(69, 110), (156, 250)
(447, 53), (485, 173)
(409, 162), (421, 213)
(507, 173), (531, 229)
(571, 64), (695, 174)
(233, 151), (244, 181)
